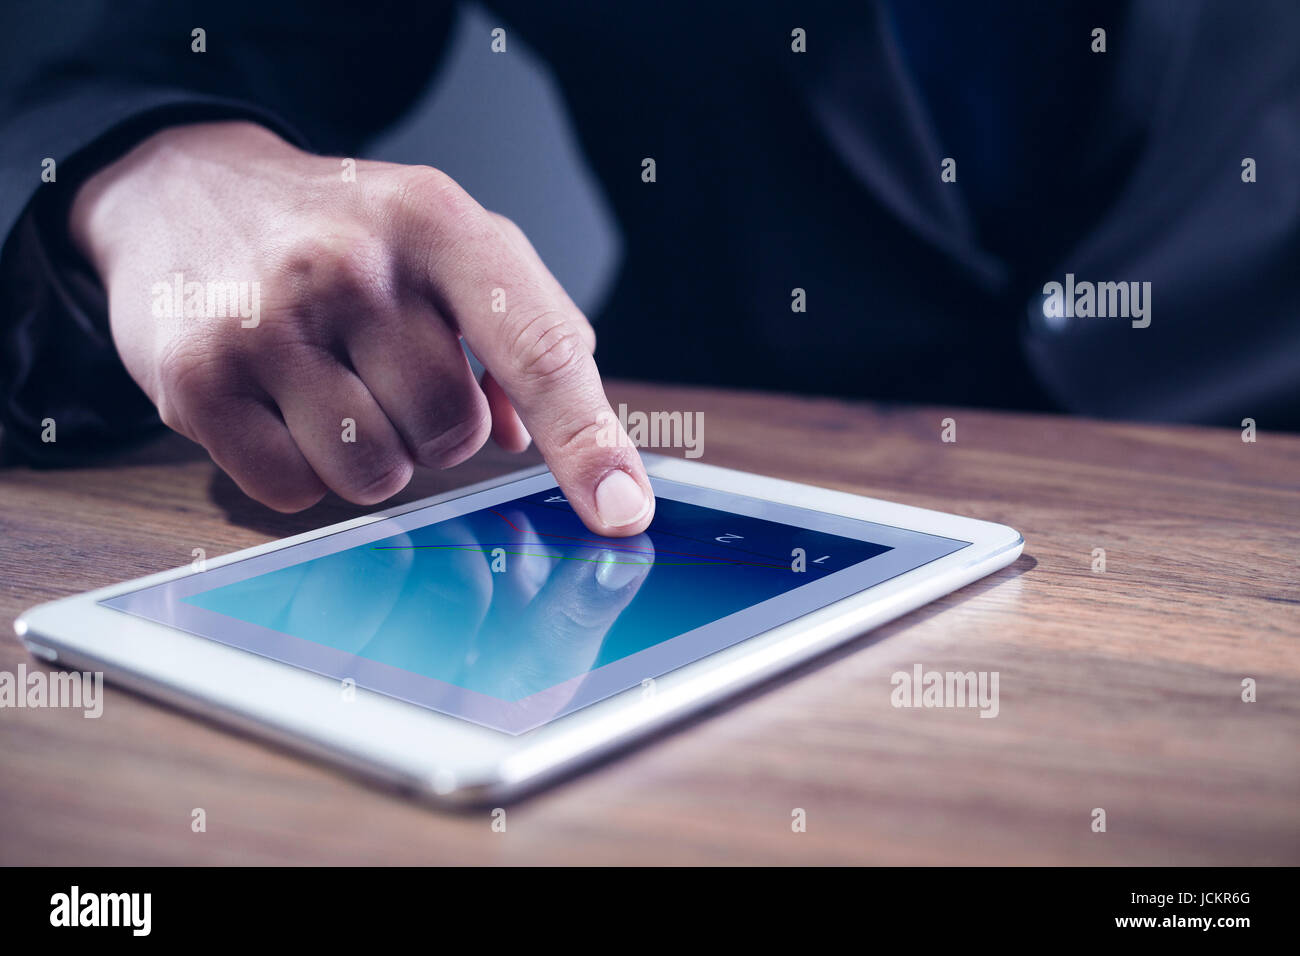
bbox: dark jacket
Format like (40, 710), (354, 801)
(1, 0), (1296, 464)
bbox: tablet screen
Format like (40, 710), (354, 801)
(103, 474), (968, 734)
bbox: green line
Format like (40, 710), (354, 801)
(370, 545), (771, 567)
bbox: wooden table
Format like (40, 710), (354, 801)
(1, 381), (1296, 865)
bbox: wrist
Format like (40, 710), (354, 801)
(68, 120), (290, 277)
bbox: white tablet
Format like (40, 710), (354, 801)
(15, 455), (1022, 804)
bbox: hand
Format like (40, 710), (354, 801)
(69, 121), (654, 536)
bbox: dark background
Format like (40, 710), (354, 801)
(1, 0), (1297, 465)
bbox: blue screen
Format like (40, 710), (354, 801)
(183, 488), (891, 704)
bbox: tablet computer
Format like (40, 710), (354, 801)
(16, 455), (1022, 804)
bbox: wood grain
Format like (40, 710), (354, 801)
(1, 380), (1297, 865)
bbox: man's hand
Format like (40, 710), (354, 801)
(69, 121), (653, 536)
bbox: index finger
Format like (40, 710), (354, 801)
(391, 168), (655, 537)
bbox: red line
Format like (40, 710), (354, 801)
(488, 507), (780, 568)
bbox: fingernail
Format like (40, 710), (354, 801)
(595, 469), (650, 529)
(595, 549), (644, 591)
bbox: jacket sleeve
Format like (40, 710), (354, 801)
(0, 0), (455, 464)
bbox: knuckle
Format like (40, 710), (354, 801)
(264, 487), (327, 514)
(347, 454), (413, 504)
(416, 401), (491, 468)
(506, 306), (588, 382)
(388, 165), (478, 230)
(244, 307), (315, 357)
(274, 230), (391, 305)
(489, 211), (526, 243)
(552, 416), (608, 458)
(155, 339), (204, 402)
(389, 163), (456, 198)
(241, 465), (327, 514)
(155, 336), (233, 430)
(241, 304), (344, 375)
(216, 438), (328, 514)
